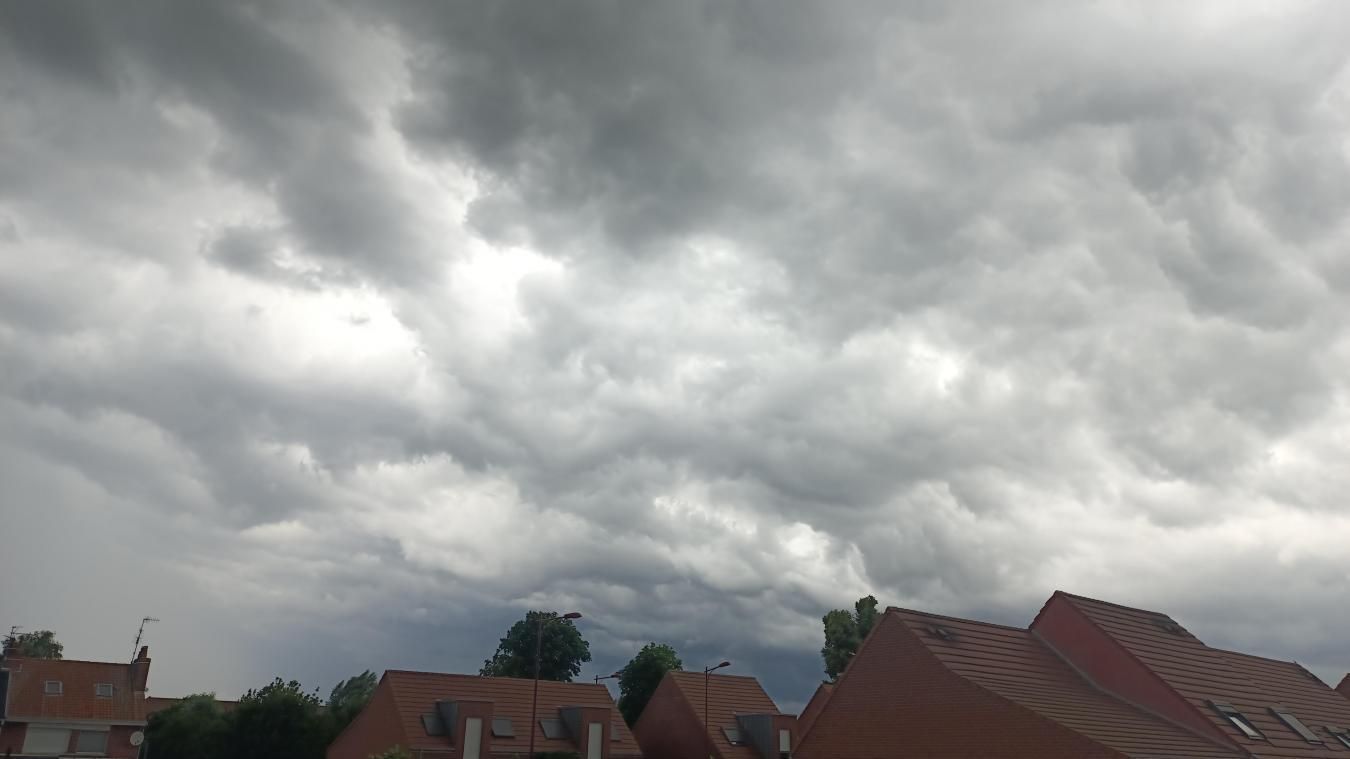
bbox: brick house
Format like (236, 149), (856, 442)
(794, 683), (831, 739)
(798, 591), (1350, 759)
(327, 670), (641, 759)
(0, 645), (152, 758)
(633, 671), (797, 759)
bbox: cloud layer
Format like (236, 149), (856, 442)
(3, 0), (1350, 706)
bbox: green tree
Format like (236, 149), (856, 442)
(329, 670), (378, 733)
(617, 643), (682, 726)
(480, 611), (591, 682)
(229, 678), (331, 759)
(2, 629), (64, 659)
(144, 693), (229, 759)
(821, 595), (879, 681)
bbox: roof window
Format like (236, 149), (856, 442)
(43, 680), (62, 695)
(95, 682), (113, 698)
(1209, 702), (1264, 740)
(491, 717), (514, 738)
(539, 718), (567, 740)
(1326, 727), (1350, 749)
(1271, 708), (1321, 744)
(421, 713), (446, 736)
(722, 726), (745, 745)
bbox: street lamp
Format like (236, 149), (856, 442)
(594, 670), (623, 685)
(703, 661), (731, 737)
(529, 611), (582, 759)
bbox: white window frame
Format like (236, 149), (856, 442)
(75, 729), (110, 754)
(94, 682), (114, 698)
(22, 726), (72, 755)
(44, 679), (63, 695)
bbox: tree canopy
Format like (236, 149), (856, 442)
(145, 694), (230, 759)
(480, 611), (592, 682)
(230, 678), (331, 759)
(329, 670), (377, 734)
(617, 643), (682, 726)
(3, 629), (64, 659)
(821, 595), (879, 680)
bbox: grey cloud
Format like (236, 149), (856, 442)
(6, 0), (1350, 708)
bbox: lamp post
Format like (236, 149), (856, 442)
(594, 670), (623, 685)
(703, 661), (731, 737)
(529, 611), (582, 759)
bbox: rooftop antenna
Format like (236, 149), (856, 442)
(132, 617), (158, 661)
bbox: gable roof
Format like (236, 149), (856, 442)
(1042, 592), (1350, 758)
(889, 606), (1240, 758)
(382, 670), (640, 755)
(796, 682), (832, 738)
(2, 657), (147, 723)
(1337, 675), (1350, 701)
(665, 671), (781, 759)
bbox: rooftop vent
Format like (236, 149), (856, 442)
(1154, 618), (1185, 636)
(927, 625), (957, 641)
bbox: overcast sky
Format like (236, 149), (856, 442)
(4, 0), (1350, 710)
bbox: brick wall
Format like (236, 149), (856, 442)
(328, 678), (411, 759)
(795, 614), (1126, 759)
(633, 675), (715, 759)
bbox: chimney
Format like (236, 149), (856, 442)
(131, 646), (151, 693)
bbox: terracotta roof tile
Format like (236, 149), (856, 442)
(666, 671), (781, 759)
(2, 657), (146, 723)
(796, 682), (832, 738)
(383, 671), (640, 755)
(890, 607), (1240, 758)
(1055, 592), (1350, 758)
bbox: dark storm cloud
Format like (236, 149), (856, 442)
(4, 0), (1350, 707)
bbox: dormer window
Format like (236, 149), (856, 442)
(1209, 702), (1264, 739)
(43, 680), (62, 695)
(1271, 708), (1321, 743)
(94, 683), (113, 698)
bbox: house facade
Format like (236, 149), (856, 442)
(0, 645), (152, 758)
(797, 591), (1350, 759)
(633, 671), (796, 759)
(328, 670), (642, 759)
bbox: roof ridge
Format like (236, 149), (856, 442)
(385, 670), (606, 688)
(884, 605), (1028, 633)
(1048, 590), (1180, 620)
(670, 670), (763, 681)
(4, 658), (136, 667)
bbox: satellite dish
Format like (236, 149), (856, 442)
(129, 731), (145, 747)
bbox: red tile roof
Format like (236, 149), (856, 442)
(2, 657), (147, 723)
(796, 681), (832, 738)
(1044, 592), (1350, 758)
(665, 671), (781, 759)
(383, 671), (640, 756)
(890, 607), (1240, 758)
